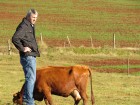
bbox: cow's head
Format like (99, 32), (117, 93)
(13, 91), (22, 105)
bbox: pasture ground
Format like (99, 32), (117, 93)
(0, 0), (140, 105)
(0, 50), (140, 105)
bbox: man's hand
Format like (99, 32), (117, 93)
(23, 47), (32, 52)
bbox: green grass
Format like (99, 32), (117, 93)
(0, 54), (140, 105)
(132, 72), (140, 76)
(0, 0), (140, 47)
(46, 47), (140, 57)
(97, 65), (140, 69)
(0, 47), (140, 104)
(0, 0), (140, 104)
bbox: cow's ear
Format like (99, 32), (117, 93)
(69, 69), (73, 75)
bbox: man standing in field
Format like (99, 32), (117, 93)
(12, 9), (40, 105)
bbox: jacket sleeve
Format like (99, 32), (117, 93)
(12, 25), (25, 52)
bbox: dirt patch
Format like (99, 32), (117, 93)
(41, 38), (108, 47)
(81, 59), (140, 73)
(41, 13), (97, 26)
(94, 68), (140, 73)
(0, 12), (23, 20)
(0, 3), (29, 20)
(37, 38), (140, 48)
(82, 59), (140, 66)
(76, 1), (140, 14)
(0, 3), (17, 8)
(83, 7), (140, 14)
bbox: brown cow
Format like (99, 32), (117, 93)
(13, 65), (95, 105)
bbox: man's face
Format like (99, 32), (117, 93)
(29, 13), (38, 25)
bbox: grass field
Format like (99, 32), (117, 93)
(0, 0), (140, 47)
(0, 0), (140, 105)
(0, 52), (140, 105)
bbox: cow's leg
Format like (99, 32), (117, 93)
(80, 91), (88, 105)
(44, 93), (53, 105)
(71, 89), (81, 105)
(78, 78), (89, 105)
(43, 89), (53, 105)
(44, 98), (49, 105)
(79, 86), (88, 105)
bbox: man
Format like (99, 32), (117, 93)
(12, 9), (40, 105)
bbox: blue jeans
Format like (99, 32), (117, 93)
(20, 56), (36, 105)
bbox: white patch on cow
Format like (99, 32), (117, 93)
(73, 90), (81, 101)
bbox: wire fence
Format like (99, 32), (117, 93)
(1, 33), (140, 55)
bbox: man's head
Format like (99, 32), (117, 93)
(26, 9), (38, 25)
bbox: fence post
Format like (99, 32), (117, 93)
(40, 33), (43, 44)
(64, 42), (66, 48)
(67, 36), (71, 47)
(113, 33), (116, 49)
(8, 39), (11, 55)
(127, 58), (130, 75)
(90, 36), (93, 48)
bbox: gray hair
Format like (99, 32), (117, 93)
(26, 9), (38, 18)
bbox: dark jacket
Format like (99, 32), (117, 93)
(12, 18), (40, 57)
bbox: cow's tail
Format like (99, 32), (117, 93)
(88, 68), (95, 105)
